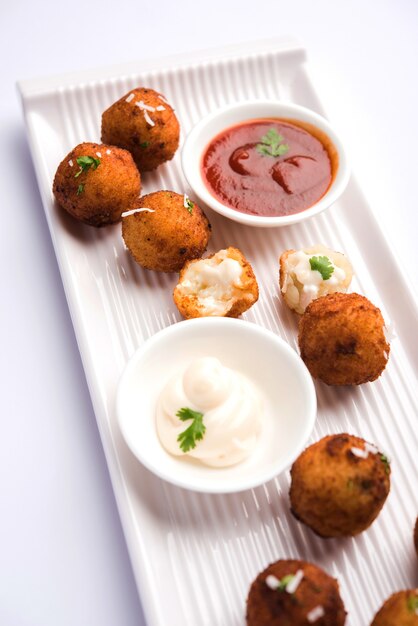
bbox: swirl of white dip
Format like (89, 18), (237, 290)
(156, 357), (262, 467)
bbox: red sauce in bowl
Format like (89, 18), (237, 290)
(201, 118), (337, 218)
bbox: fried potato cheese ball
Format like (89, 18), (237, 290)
(290, 434), (391, 538)
(101, 87), (180, 172)
(173, 247), (259, 318)
(279, 244), (353, 314)
(53, 143), (141, 227)
(246, 559), (346, 626)
(371, 590), (418, 625)
(298, 292), (390, 385)
(122, 191), (211, 273)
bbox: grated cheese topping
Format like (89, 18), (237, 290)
(135, 100), (156, 112)
(121, 208), (155, 218)
(143, 110), (155, 127)
(285, 570), (304, 594)
(307, 605), (325, 623)
(351, 447), (369, 459)
(265, 575), (280, 590)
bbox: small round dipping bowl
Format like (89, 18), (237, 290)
(182, 100), (349, 228)
(117, 318), (317, 493)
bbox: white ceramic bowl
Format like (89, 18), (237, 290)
(117, 318), (317, 493)
(182, 100), (350, 228)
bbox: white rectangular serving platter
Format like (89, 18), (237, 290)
(19, 38), (418, 626)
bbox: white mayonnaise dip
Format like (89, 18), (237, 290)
(156, 357), (262, 467)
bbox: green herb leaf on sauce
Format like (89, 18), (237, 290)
(380, 453), (391, 474)
(176, 407), (206, 453)
(77, 184), (84, 195)
(256, 128), (289, 158)
(139, 141), (150, 149)
(309, 256), (334, 280)
(74, 155), (101, 178)
(407, 594), (418, 613)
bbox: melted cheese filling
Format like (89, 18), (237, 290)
(179, 251), (243, 315)
(284, 250), (346, 310)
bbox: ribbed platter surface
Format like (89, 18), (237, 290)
(19, 40), (418, 626)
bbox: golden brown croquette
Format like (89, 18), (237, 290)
(246, 559), (346, 626)
(53, 142), (141, 227)
(298, 292), (390, 385)
(101, 87), (180, 172)
(290, 433), (391, 538)
(122, 191), (211, 273)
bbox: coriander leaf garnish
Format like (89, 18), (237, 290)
(309, 255), (334, 280)
(256, 128), (289, 158)
(176, 407), (206, 453)
(380, 453), (391, 475)
(139, 141), (150, 149)
(277, 574), (295, 592)
(185, 198), (194, 214)
(74, 155), (101, 178)
(77, 184), (84, 195)
(407, 594), (418, 613)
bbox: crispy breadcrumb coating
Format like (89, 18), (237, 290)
(290, 433), (390, 538)
(298, 292), (390, 385)
(122, 190), (211, 273)
(53, 142), (141, 227)
(101, 87), (179, 172)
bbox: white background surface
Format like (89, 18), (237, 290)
(1, 1), (417, 625)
